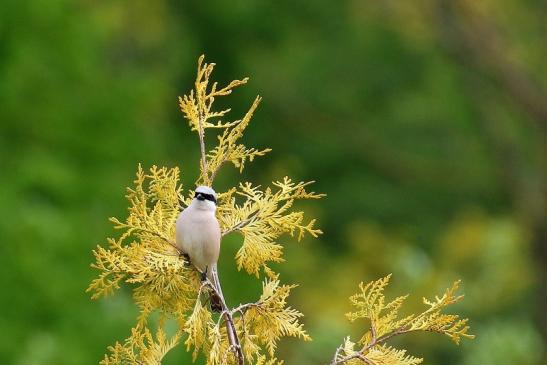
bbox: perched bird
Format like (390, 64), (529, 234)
(176, 186), (223, 312)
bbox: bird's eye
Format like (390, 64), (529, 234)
(194, 192), (216, 204)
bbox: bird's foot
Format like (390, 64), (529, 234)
(200, 266), (210, 282)
(180, 253), (191, 266)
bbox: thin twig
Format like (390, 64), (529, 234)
(332, 352), (374, 365)
(195, 56), (210, 184)
(370, 321), (377, 343)
(231, 302), (260, 315)
(209, 152), (229, 183)
(331, 342), (344, 365)
(129, 226), (181, 253)
(198, 122), (209, 184)
(221, 212), (259, 236)
(357, 354), (374, 365)
(204, 270), (245, 365)
(332, 324), (408, 365)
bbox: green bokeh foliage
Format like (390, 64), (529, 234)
(0, 1), (545, 364)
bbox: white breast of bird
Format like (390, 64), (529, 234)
(175, 204), (221, 274)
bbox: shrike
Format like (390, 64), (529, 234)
(176, 186), (223, 311)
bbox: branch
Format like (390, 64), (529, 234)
(119, 224), (181, 254)
(331, 341), (344, 365)
(331, 316), (454, 365)
(205, 269), (245, 365)
(197, 112), (209, 185)
(331, 352), (374, 365)
(222, 213), (259, 237)
(209, 151), (229, 184)
(231, 302), (260, 316)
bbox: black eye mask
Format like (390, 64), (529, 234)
(194, 191), (217, 204)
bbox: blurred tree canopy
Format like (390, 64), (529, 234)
(0, 0), (545, 364)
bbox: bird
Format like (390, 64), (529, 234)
(176, 185), (223, 312)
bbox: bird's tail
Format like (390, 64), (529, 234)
(209, 291), (222, 313)
(207, 264), (224, 313)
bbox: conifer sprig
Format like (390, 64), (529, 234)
(331, 275), (474, 365)
(178, 55), (271, 186)
(88, 55), (321, 365)
(87, 56), (472, 365)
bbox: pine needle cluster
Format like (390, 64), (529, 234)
(331, 275), (475, 365)
(87, 55), (322, 365)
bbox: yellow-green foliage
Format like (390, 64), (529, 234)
(331, 275), (474, 365)
(87, 56), (472, 365)
(101, 326), (181, 365)
(178, 55), (270, 186)
(220, 180), (323, 277)
(87, 55), (321, 365)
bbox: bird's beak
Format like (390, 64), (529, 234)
(196, 193), (205, 201)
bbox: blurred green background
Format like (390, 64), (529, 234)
(1, 0), (546, 364)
